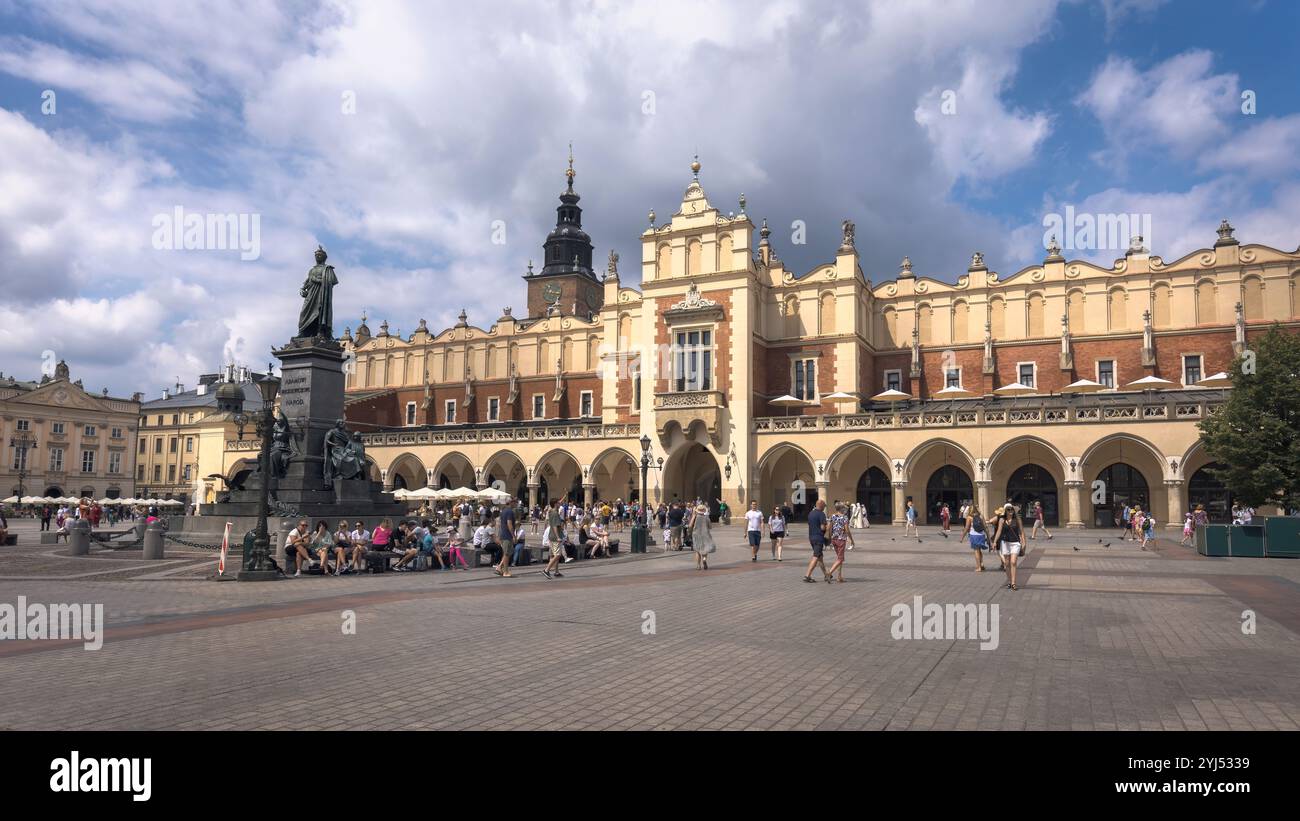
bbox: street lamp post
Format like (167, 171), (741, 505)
(238, 370), (281, 581)
(632, 433), (652, 553)
(11, 431), (34, 502)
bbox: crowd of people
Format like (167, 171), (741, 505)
(0, 499), (163, 543)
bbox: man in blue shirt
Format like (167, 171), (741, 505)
(804, 499), (830, 583)
(494, 499), (517, 578)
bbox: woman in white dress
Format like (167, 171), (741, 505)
(688, 503), (715, 570)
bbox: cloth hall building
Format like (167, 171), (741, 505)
(327, 159), (1300, 529)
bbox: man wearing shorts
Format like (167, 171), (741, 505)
(745, 500), (764, 562)
(803, 499), (831, 583)
(667, 502), (685, 550)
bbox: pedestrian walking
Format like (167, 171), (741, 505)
(991, 503), (1024, 590)
(939, 503), (951, 536)
(826, 502), (854, 582)
(744, 500), (764, 562)
(541, 499), (567, 579)
(1030, 500), (1052, 540)
(903, 499), (918, 537)
(494, 498), (516, 577)
(961, 505), (990, 571)
(1179, 511), (1194, 547)
(689, 503), (715, 570)
(768, 505), (786, 561)
(803, 499), (831, 583)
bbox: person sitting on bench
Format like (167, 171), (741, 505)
(285, 519), (313, 577)
(590, 518), (611, 558)
(474, 516), (503, 567)
(310, 520), (345, 576)
(419, 521), (447, 570)
(445, 528), (471, 570)
(347, 520), (370, 572)
(394, 521), (421, 570)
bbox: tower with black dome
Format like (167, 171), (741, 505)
(525, 145), (603, 319)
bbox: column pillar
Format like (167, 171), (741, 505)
(1164, 480), (1184, 530)
(816, 483), (829, 508)
(891, 482), (907, 525)
(583, 483), (595, 507)
(527, 483), (539, 510)
(975, 480), (991, 517)
(1064, 481), (1084, 529)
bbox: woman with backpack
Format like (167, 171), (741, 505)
(961, 505), (990, 571)
(991, 503), (1025, 590)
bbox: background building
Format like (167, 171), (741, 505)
(0, 360), (140, 500)
(219, 160), (1299, 528)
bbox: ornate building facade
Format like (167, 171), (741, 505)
(238, 159), (1299, 529)
(0, 361), (141, 500)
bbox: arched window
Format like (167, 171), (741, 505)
(952, 300), (969, 343)
(1242, 275), (1264, 320)
(717, 234), (733, 271)
(1108, 288), (1127, 330)
(819, 292), (835, 335)
(1026, 293), (1045, 337)
(1152, 283), (1171, 328)
(1067, 289), (1085, 334)
(917, 303), (933, 344)
(538, 339), (551, 373)
(989, 296), (1006, 338)
(618, 313), (632, 350)
(686, 238), (702, 276)
(657, 243), (671, 279)
(784, 295), (801, 337)
(1196, 279), (1216, 325)
(881, 307), (898, 347)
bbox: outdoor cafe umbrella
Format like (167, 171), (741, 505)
(1061, 378), (1105, 394)
(1196, 372), (1232, 389)
(821, 391), (860, 407)
(932, 385), (976, 401)
(390, 488), (411, 499)
(1125, 375), (1175, 390)
(869, 388), (912, 403)
(21, 495), (44, 505)
(993, 381), (1036, 397)
(2, 496), (19, 505)
(479, 487), (512, 502)
(448, 487), (479, 499)
(769, 394), (805, 417)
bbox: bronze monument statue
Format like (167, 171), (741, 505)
(298, 245), (338, 339)
(322, 418), (365, 485)
(268, 410), (293, 479)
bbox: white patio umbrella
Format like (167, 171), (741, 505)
(1196, 372), (1232, 389)
(2, 496), (19, 504)
(1125, 375), (1175, 390)
(932, 385), (976, 400)
(448, 486), (479, 499)
(432, 487), (458, 500)
(479, 487), (512, 502)
(821, 391), (860, 406)
(390, 488), (411, 499)
(769, 394), (805, 417)
(21, 495), (44, 504)
(161, 499), (184, 506)
(95, 498), (117, 505)
(869, 388), (913, 403)
(1061, 378), (1105, 394)
(408, 486), (442, 499)
(993, 382), (1036, 397)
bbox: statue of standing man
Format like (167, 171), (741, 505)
(298, 245), (338, 339)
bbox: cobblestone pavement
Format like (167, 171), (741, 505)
(1, 522), (1298, 730)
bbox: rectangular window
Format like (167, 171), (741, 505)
(137, 465), (145, 481)
(12, 448), (28, 471)
(1018, 363), (1036, 388)
(791, 358), (818, 400)
(444, 400), (456, 424)
(673, 329), (713, 391)
(633, 363), (642, 411)
(81, 450), (95, 473)
(16, 419), (29, 431)
(183, 464), (191, 481)
(167, 465), (176, 483)
(1097, 360), (1115, 389)
(52, 422), (65, 435)
(885, 370), (902, 392)
(50, 448), (63, 472)
(109, 452), (121, 474)
(169, 437), (178, 453)
(154, 438), (162, 454)
(944, 368), (961, 388)
(156, 415), (163, 426)
(171, 414), (179, 425)
(532, 395), (545, 420)
(111, 427), (123, 439)
(153, 464), (161, 482)
(1183, 354), (1203, 386)
(139, 438), (147, 454)
(405, 402), (416, 426)
(185, 437), (194, 453)
(488, 397), (500, 421)
(84, 425), (96, 437)
(580, 391), (593, 417)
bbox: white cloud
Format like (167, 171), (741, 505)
(1199, 113), (1300, 177)
(1077, 50), (1238, 164)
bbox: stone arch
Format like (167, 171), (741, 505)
(535, 447), (582, 505)
(987, 436), (1070, 525)
(717, 233), (733, 271)
(1196, 278), (1216, 325)
(1108, 287), (1127, 330)
(589, 446), (639, 504)
(917, 303), (933, 344)
(1242, 274), (1264, 320)
(880, 306), (898, 347)
(989, 295), (1006, 338)
(482, 449), (527, 500)
(686, 238), (702, 276)
(431, 451), (475, 489)
(657, 242), (671, 279)
(386, 452), (428, 490)
(952, 299), (970, 343)
(1026, 292), (1045, 337)
(618, 313), (632, 350)
(825, 440), (893, 516)
(1151, 282), (1172, 328)
(1080, 433), (1166, 526)
(1067, 288), (1085, 333)
(903, 437), (978, 484)
(819, 291), (836, 335)
(755, 442), (816, 520)
(784, 294), (802, 337)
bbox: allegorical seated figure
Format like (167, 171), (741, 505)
(322, 419), (365, 486)
(268, 411), (293, 479)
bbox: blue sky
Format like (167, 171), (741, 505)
(0, 0), (1297, 396)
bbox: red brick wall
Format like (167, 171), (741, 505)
(759, 340), (840, 414)
(654, 289), (732, 395)
(344, 373), (601, 428)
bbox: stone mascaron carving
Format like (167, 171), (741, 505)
(668, 282), (718, 311)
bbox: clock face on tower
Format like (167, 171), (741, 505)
(542, 283), (562, 304)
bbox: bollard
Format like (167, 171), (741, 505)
(134, 521), (147, 543)
(143, 524), (166, 560)
(68, 519), (91, 556)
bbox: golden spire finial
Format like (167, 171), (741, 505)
(690, 152), (701, 177)
(565, 142), (575, 181)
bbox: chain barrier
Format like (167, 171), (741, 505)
(161, 533), (227, 551)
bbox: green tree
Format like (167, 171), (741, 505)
(1198, 325), (1300, 510)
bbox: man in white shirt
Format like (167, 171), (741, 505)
(347, 521), (371, 571)
(285, 519), (311, 577)
(745, 500), (765, 562)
